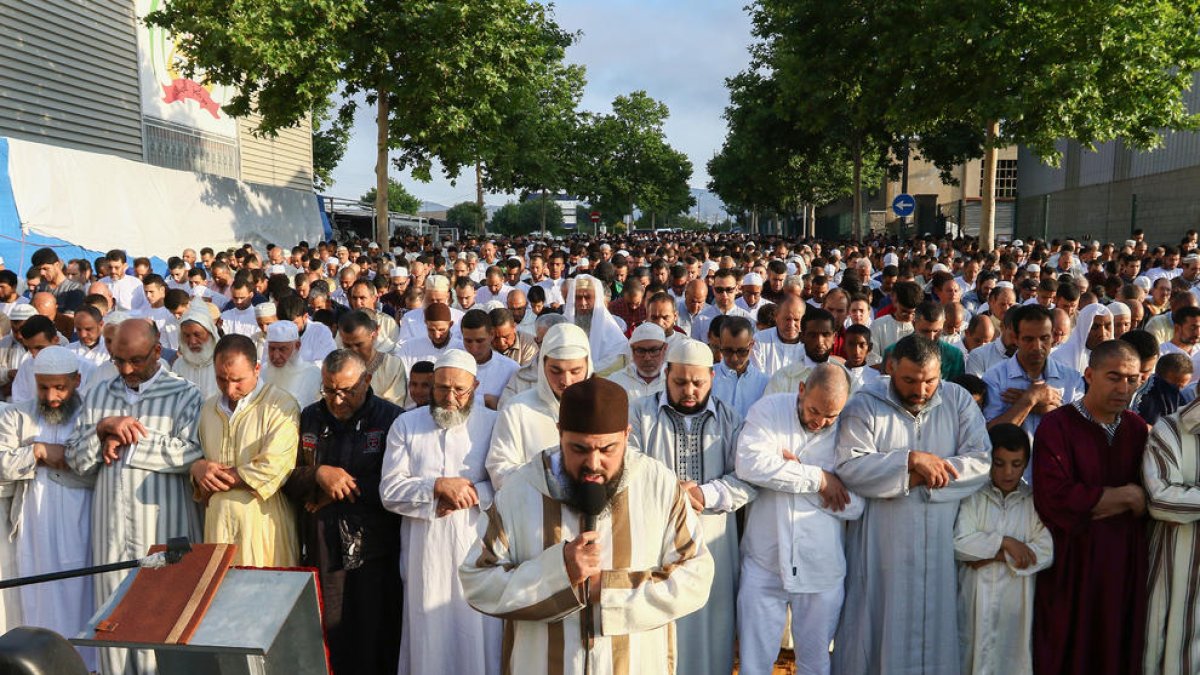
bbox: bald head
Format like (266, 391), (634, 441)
(112, 319), (161, 387)
(86, 282), (113, 303)
(30, 292), (57, 318)
(797, 362), (852, 432)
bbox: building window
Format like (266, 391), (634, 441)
(980, 159), (1018, 198)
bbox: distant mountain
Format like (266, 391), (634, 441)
(419, 201), (448, 213)
(689, 188), (730, 223)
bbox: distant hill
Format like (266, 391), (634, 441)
(689, 188), (731, 223)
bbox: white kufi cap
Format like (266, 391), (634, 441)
(629, 323), (667, 344)
(741, 272), (764, 287)
(435, 348), (477, 376)
(9, 305), (36, 321)
(254, 302), (277, 318)
(666, 338), (714, 367)
(266, 320), (300, 343)
(33, 346), (78, 376)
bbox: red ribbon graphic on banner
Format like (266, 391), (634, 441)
(161, 78), (222, 118)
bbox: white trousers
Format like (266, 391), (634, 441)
(0, 496), (21, 634)
(736, 556), (844, 675)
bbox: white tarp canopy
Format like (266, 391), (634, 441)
(6, 137), (323, 260)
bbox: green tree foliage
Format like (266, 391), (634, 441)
(445, 202), (487, 231)
(360, 178), (422, 216)
(311, 101), (352, 191)
(145, 0), (572, 246)
(576, 92), (696, 223)
(489, 196), (565, 236)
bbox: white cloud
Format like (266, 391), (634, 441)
(326, 0), (751, 207)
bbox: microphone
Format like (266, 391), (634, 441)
(579, 481), (606, 532)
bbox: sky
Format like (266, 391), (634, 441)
(325, 0), (753, 208)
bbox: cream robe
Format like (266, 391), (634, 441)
(460, 449), (715, 675)
(604, 362), (664, 403)
(367, 351), (408, 408)
(954, 482), (1053, 675)
(196, 383), (299, 567)
(380, 405), (501, 675)
(751, 328), (806, 377)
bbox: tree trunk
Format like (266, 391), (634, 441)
(475, 161), (485, 234)
(852, 142), (863, 241)
(540, 189), (547, 238)
(980, 119), (1000, 252)
(374, 87), (390, 250)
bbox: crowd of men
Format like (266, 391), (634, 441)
(0, 227), (1196, 674)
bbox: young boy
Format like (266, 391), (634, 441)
(1137, 352), (1195, 425)
(954, 423), (1054, 675)
(842, 324), (880, 390)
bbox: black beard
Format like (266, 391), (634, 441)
(669, 392), (710, 415)
(565, 462), (625, 512)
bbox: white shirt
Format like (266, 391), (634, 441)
(104, 274), (149, 313)
(219, 306), (258, 337)
(474, 352), (520, 402)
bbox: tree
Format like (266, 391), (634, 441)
(489, 196), (564, 236)
(894, 0), (1200, 250)
(311, 101), (351, 191)
(145, 0), (572, 248)
(576, 92), (696, 225)
(445, 202), (487, 231)
(360, 178), (421, 216)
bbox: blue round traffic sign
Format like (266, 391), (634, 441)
(892, 194), (916, 218)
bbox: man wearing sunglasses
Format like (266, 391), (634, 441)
(690, 269), (754, 341)
(712, 317), (768, 418)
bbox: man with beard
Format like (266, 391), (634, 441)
(339, 310), (408, 407)
(277, 294), (337, 365)
(967, 307), (1020, 377)
(498, 313), (570, 405)
(397, 275), (465, 342)
(219, 278), (259, 337)
(262, 321), (322, 408)
(0, 347), (95, 664)
(606, 322), (668, 402)
(192, 334), (299, 567)
(751, 297), (807, 377)
(381, 349), (501, 674)
(625, 338), (753, 675)
(10, 315), (92, 404)
(506, 288), (535, 333)
(765, 308), (844, 395)
(983, 305), (1085, 467)
(66, 319), (204, 675)
(565, 274), (628, 375)
(1051, 303), (1114, 374)
(833, 335), (991, 675)
(347, 279), (400, 347)
(461, 376), (715, 674)
(284, 349), (404, 675)
(487, 323), (592, 489)
(393, 302), (462, 376)
(735, 364), (861, 675)
(1157, 305), (1200, 386)
(172, 307), (221, 399)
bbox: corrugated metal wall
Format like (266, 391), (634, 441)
(0, 0), (143, 160)
(238, 113), (313, 191)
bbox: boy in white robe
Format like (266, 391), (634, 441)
(954, 422), (1053, 675)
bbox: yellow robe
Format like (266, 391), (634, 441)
(369, 352), (409, 408)
(197, 383), (299, 567)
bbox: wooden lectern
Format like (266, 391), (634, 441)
(72, 544), (329, 675)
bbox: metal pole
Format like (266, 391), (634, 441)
(900, 138), (910, 230)
(1130, 193), (1138, 237)
(1042, 195), (1050, 242)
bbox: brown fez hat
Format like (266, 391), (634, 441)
(558, 376), (628, 434)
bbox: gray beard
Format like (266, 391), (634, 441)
(431, 396), (473, 429)
(574, 312), (593, 334)
(39, 391), (81, 426)
(179, 340), (215, 367)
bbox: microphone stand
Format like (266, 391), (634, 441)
(0, 537), (191, 590)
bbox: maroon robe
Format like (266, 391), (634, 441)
(1031, 405), (1149, 675)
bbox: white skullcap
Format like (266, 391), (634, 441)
(267, 264), (286, 275)
(390, 266), (409, 278)
(434, 348), (477, 376)
(883, 253), (899, 267)
(1125, 239), (1137, 248)
(33, 346), (78, 376)
(617, 249), (629, 257)
(1133, 276), (1152, 291)
(266, 320), (300, 343)
(105, 310), (130, 326)
(830, 248), (842, 257)
(630, 323), (667, 344)
(254, 302), (277, 318)
(701, 261), (720, 276)
(666, 338), (714, 367)
(1026, 263), (1041, 273)
(336, 245), (349, 252)
(1012, 239), (1025, 248)
(1108, 301), (1131, 317)
(931, 263), (950, 273)
(505, 248), (517, 256)
(427, 275), (451, 292)
(368, 241), (380, 249)
(577, 257), (590, 267)
(996, 280), (1015, 289)
(482, 300), (505, 312)
(741, 272), (764, 287)
(1185, 254), (1200, 264)
(600, 243), (612, 250)
(786, 262), (798, 275)
(9, 305), (36, 321)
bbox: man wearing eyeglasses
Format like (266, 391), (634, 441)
(690, 269), (753, 341)
(606, 322), (668, 402)
(381, 349), (501, 674)
(284, 348), (404, 675)
(712, 317), (769, 418)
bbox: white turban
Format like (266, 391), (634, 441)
(33, 346), (78, 375)
(435, 348), (477, 377)
(180, 308), (217, 339)
(266, 321), (300, 343)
